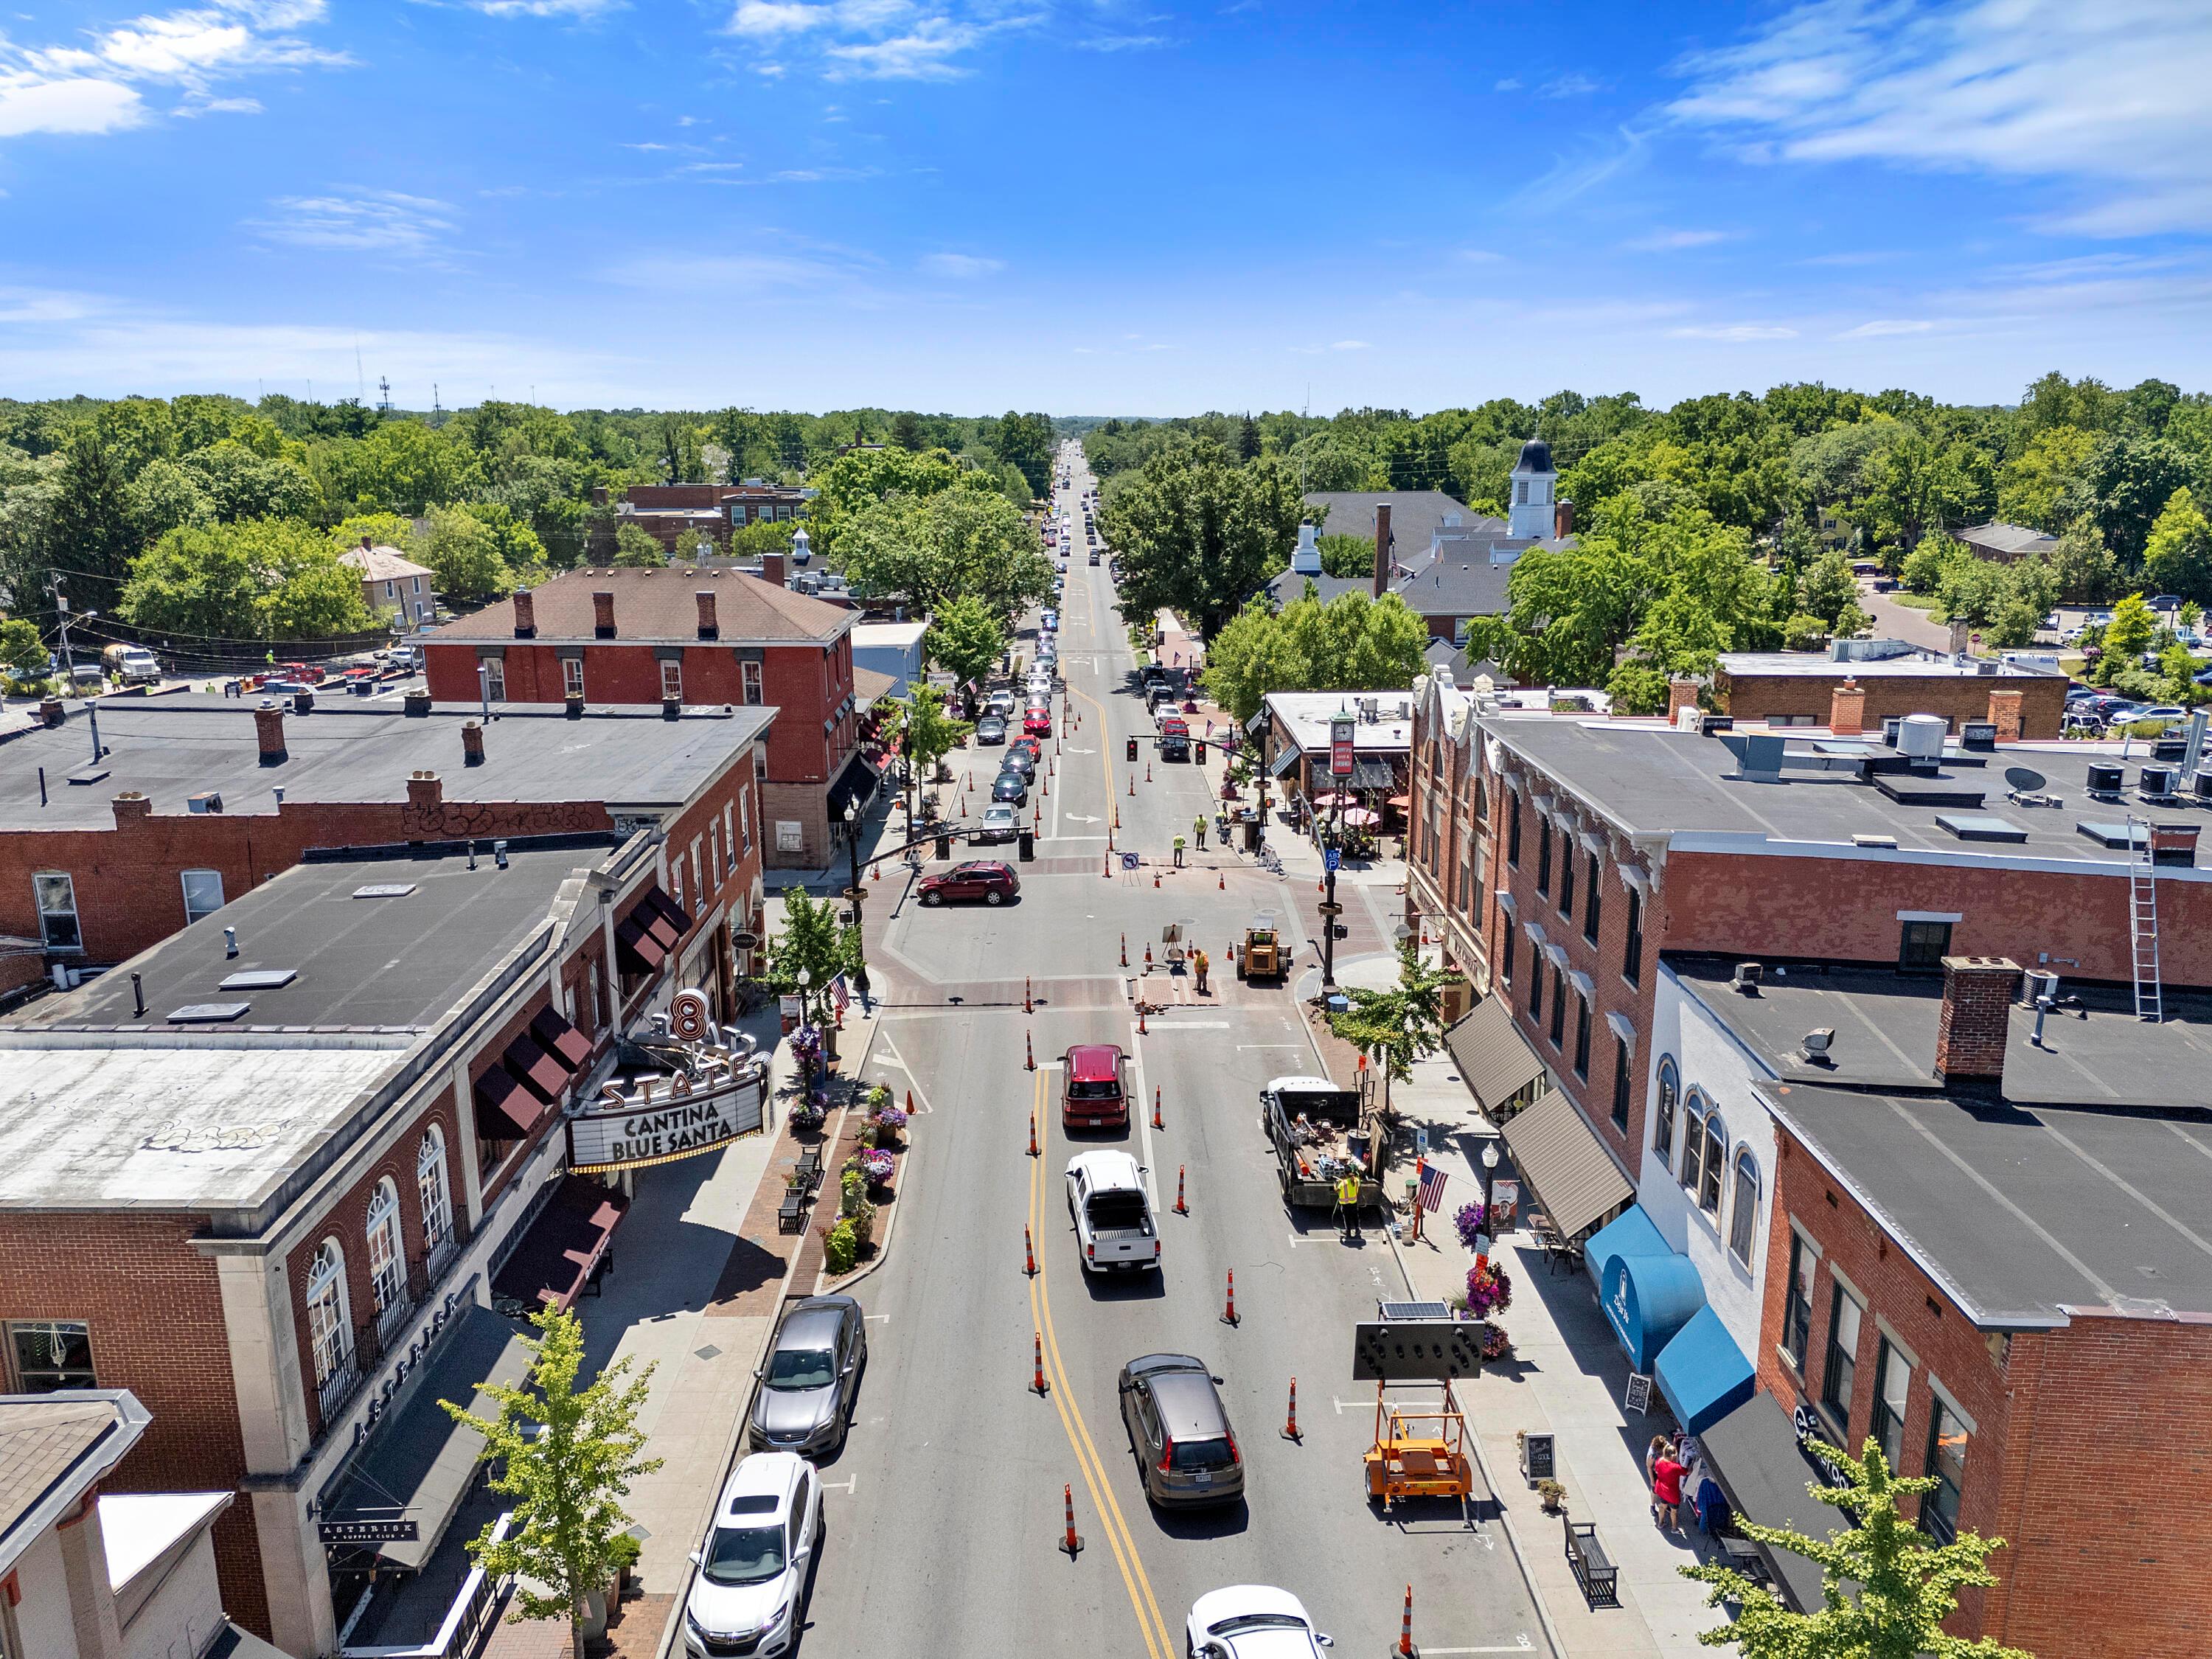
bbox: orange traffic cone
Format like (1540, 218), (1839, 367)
(1152, 1088), (1163, 1130)
(1032, 1332), (1049, 1396)
(1222, 1268), (1239, 1326)
(1144, 942), (1152, 969)
(1218, 869), (1225, 890)
(1281, 1377), (1301, 1442)
(1128, 774), (1135, 796)
(1397, 1585), (1414, 1656)
(1174, 1166), (1187, 1214)
(1024, 978), (1033, 1015)
(1025, 1029), (1036, 1071)
(1028, 1111), (1039, 1157)
(1146, 762), (1152, 782)
(1153, 868), (1161, 888)
(1119, 933), (1128, 967)
(1058, 1483), (1082, 1557)
(1137, 1003), (1148, 1034)
(1024, 1225), (1037, 1278)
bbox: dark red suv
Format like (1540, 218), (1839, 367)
(917, 861), (1020, 906)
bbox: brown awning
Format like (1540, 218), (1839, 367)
(474, 1065), (543, 1138)
(503, 1034), (568, 1105)
(616, 913), (669, 973)
(1444, 997), (1545, 1113)
(529, 1006), (592, 1072)
(492, 1175), (630, 1313)
(1498, 1088), (1633, 1239)
(643, 885), (693, 938)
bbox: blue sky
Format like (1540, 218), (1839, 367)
(4, 0), (2211, 412)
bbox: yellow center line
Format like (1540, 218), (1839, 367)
(1028, 1071), (1176, 1659)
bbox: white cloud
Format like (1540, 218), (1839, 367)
(601, 249), (865, 297)
(824, 19), (982, 80)
(1669, 323), (1798, 341)
(0, 287), (98, 324)
(0, 1), (344, 139)
(1540, 72), (1599, 97)
(1330, 339), (1369, 351)
(1672, 0), (2212, 233)
(1076, 33), (1169, 51)
(729, 1), (835, 35)
(728, 3), (1031, 80)
(469, 0), (626, 16)
(919, 251), (1002, 277)
(1840, 318), (1933, 337)
(1492, 76), (1520, 92)
(1624, 228), (1731, 251)
(251, 189), (457, 257)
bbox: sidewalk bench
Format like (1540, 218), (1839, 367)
(793, 1148), (824, 1189)
(1564, 1517), (1619, 1607)
(777, 1190), (807, 1234)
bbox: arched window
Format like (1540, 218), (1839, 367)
(306, 1239), (352, 1386)
(365, 1178), (404, 1317)
(418, 1128), (452, 1262)
(1699, 1112), (1727, 1214)
(1680, 1090), (1708, 1196)
(1729, 1150), (1760, 1265)
(1652, 1058), (1678, 1170)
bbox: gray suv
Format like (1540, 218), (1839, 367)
(1118, 1353), (1244, 1507)
(748, 1295), (866, 1458)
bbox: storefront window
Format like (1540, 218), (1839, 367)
(1728, 1151), (1759, 1264)
(1873, 1338), (1911, 1470)
(1923, 1399), (1967, 1543)
(1823, 1282), (1863, 1430)
(6, 1321), (94, 1392)
(1652, 1057), (1678, 1170)
(1782, 1233), (1813, 1370)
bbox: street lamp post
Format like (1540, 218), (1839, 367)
(1481, 1138), (1500, 1248)
(844, 799), (872, 1009)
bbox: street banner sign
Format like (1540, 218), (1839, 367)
(318, 1517), (419, 1544)
(1352, 1320), (1483, 1382)
(1329, 715), (1356, 779)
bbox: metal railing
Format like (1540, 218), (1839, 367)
(316, 1352), (365, 1429)
(336, 1511), (514, 1659)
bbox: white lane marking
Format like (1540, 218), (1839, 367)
(1130, 1020), (1231, 1030)
(1126, 1032), (1161, 1214)
(1236, 1043), (1304, 1050)
(863, 1313), (890, 1322)
(1420, 1646), (1532, 1654)
(821, 1475), (858, 1494)
(874, 1032), (934, 1113)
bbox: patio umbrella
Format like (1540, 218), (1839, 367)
(1387, 794), (1412, 808)
(1343, 807), (1380, 827)
(1312, 791), (1355, 809)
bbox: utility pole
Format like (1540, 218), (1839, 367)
(1319, 710), (1354, 990)
(46, 577), (80, 675)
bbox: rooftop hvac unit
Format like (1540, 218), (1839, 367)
(1731, 961), (1764, 994)
(1881, 716), (1903, 748)
(2140, 765), (2177, 797)
(187, 791), (223, 814)
(1897, 714), (1948, 760)
(2085, 762), (2124, 797)
(2194, 771), (2212, 802)
(1960, 720), (1997, 750)
(2024, 970), (2060, 1006)
(1801, 1027), (1834, 1060)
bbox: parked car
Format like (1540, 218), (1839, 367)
(1009, 736), (1043, 761)
(684, 1452), (821, 1659)
(975, 714), (1009, 745)
(274, 661), (327, 684)
(998, 749), (1036, 779)
(1066, 1152), (1159, 1273)
(1061, 1043), (1130, 1130)
(917, 860), (1018, 905)
(2150, 594), (2183, 612)
(1041, 609), (1059, 631)
(1024, 708), (1054, 737)
(748, 1295), (866, 1458)
(1119, 1353), (1245, 1508)
(1186, 1587), (1334, 1658)
(972, 802), (1019, 844)
(987, 689), (1017, 717)
(992, 772), (1029, 806)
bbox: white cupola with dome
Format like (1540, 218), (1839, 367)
(1508, 434), (1556, 539)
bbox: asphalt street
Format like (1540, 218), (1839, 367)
(798, 446), (1553, 1658)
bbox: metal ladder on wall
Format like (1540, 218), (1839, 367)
(2127, 815), (2163, 1023)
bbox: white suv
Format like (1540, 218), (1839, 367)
(1065, 1150), (1159, 1273)
(685, 1453), (821, 1658)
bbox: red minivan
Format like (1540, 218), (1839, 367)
(1062, 1043), (1130, 1131)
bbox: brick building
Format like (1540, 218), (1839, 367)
(0, 785), (765, 1655)
(1714, 641), (2068, 739)
(421, 566), (871, 869)
(0, 694), (776, 1007)
(587, 482), (812, 557)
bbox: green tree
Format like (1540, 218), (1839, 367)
(889, 411), (928, 453)
(761, 887), (861, 1008)
(2048, 521), (2123, 605)
(1899, 533), (1968, 594)
(1200, 597), (1314, 724)
(422, 504), (511, 602)
(992, 411), (1054, 497)
(2095, 592), (2160, 683)
(728, 517), (796, 560)
(92, 396), (176, 479)
(1997, 425), (2095, 532)
(125, 459), (215, 541)
(1682, 1436), (2030, 1659)
(882, 681), (971, 797)
(2070, 434), (2202, 560)
(1236, 413), (1262, 461)
(442, 1307), (660, 1659)
(46, 426), (141, 612)
(1325, 943), (1461, 1110)
(1102, 439), (1306, 639)
(835, 492), (1052, 619)
(1936, 555), (2007, 629)
(612, 522), (666, 568)
(1796, 550), (1860, 631)
(462, 502), (551, 584)
(0, 616), (46, 678)
(1315, 532), (1374, 578)
(325, 420), (481, 515)
(328, 512), (420, 558)
(178, 441), (321, 523)
(2143, 487), (2212, 605)
(121, 519), (373, 641)
(925, 594), (1006, 704)
(1200, 589), (1428, 723)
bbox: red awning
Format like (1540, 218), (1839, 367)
(475, 1066), (544, 1138)
(644, 886), (695, 937)
(530, 1006), (593, 1072)
(616, 914), (669, 973)
(491, 1175), (630, 1313)
(504, 1034), (568, 1105)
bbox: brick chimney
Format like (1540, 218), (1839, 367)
(1987, 688), (2024, 742)
(111, 791), (152, 827)
(513, 588), (537, 639)
(1829, 678), (1866, 737)
(407, 770), (443, 812)
(592, 589), (616, 639)
(762, 552), (787, 589)
(1934, 955), (2021, 1088)
(1371, 504), (1393, 599)
(254, 699), (286, 766)
(38, 697), (63, 727)
(462, 720), (486, 767)
(1666, 679), (1700, 725)
(591, 484), (610, 507)
(696, 589), (720, 639)
(1554, 498), (1575, 540)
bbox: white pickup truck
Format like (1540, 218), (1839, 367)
(1065, 1151), (1160, 1273)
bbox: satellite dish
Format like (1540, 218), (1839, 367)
(2006, 765), (2048, 793)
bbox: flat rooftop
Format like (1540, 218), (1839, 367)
(1719, 649), (2058, 679)
(0, 696), (774, 831)
(1761, 1080), (2212, 1326)
(1484, 718), (2207, 872)
(0, 840), (616, 1213)
(1265, 690), (1419, 751)
(1670, 956), (2212, 1111)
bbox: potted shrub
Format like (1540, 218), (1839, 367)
(859, 1148), (896, 1192)
(1537, 1478), (1567, 1514)
(606, 1531), (641, 1601)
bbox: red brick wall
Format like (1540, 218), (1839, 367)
(0, 1211), (268, 1632)
(1761, 1127), (2212, 1659)
(1717, 670), (2067, 740)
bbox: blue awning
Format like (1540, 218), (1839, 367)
(1653, 1306), (1756, 1437)
(1600, 1248), (1707, 1372)
(1585, 1204), (1669, 1284)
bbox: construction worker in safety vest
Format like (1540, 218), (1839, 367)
(1334, 1172), (1362, 1240)
(1192, 947), (1210, 996)
(1194, 813), (1207, 850)
(1173, 834), (1186, 868)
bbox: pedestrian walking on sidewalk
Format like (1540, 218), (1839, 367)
(1334, 1172), (1362, 1240)
(1652, 1447), (1687, 1532)
(1194, 813), (1207, 850)
(1192, 947), (1210, 996)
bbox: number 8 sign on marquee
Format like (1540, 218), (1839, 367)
(670, 988), (712, 1042)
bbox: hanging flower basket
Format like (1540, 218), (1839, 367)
(858, 1148), (897, 1189)
(1466, 1259), (1514, 1318)
(1453, 1201), (1489, 1251)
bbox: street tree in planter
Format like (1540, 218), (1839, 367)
(881, 683), (973, 815)
(761, 887), (861, 1023)
(925, 594), (1006, 714)
(1681, 1436), (2031, 1659)
(442, 1307), (661, 1659)
(1324, 943), (1460, 1116)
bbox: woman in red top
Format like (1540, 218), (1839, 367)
(1651, 1450), (1687, 1531)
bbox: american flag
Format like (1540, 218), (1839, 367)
(830, 975), (850, 1015)
(1416, 1160), (1447, 1213)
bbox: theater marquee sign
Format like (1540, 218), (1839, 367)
(568, 1065), (768, 1174)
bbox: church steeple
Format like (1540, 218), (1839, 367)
(1508, 433), (1556, 539)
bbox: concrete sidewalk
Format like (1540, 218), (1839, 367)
(1382, 1037), (1737, 1659)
